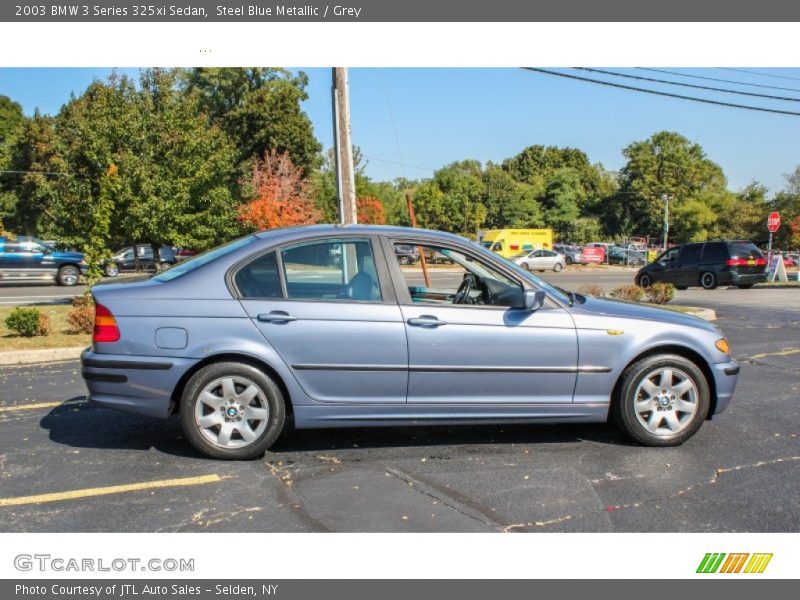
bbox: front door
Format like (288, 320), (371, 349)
(237, 237), (408, 404)
(389, 241), (578, 405)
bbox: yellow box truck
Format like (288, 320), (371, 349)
(479, 229), (555, 259)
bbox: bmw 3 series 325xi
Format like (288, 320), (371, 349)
(81, 225), (739, 459)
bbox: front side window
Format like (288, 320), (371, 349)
(281, 239), (382, 302)
(658, 248), (680, 265)
(393, 242), (522, 307)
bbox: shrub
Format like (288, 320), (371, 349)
(67, 295), (95, 334)
(577, 284), (605, 298)
(645, 282), (675, 305)
(610, 285), (645, 302)
(5, 307), (50, 337)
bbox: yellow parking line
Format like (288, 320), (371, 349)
(0, 399), (86, 413)
(0, 474), (222, 507)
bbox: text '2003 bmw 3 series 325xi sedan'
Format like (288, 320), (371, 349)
(81, 225), (739, 459)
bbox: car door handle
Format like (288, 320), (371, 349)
(257, 311), (297, 323)
(407, 316), (448, 327)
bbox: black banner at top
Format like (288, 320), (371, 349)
(3, 0), (800, 22)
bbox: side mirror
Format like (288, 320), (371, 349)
(522, 289), (546, 311)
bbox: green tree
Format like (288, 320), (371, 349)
(411, 160), (487, 235)
(610, 131), (728, 241)
(772, 165), (800, 247)
(541, 169), (583, 238)
(0, 95), (25, 173)
(482, 164), (543, 229)
(184, 68), (321, 175)
(502, 145), (605, 198)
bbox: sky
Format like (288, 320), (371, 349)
(1, 67), (798, 194)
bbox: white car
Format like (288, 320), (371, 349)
(512, 249), (567, 272)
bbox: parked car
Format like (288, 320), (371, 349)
(394, 244), (419, 265)
(636, 240), (766, 290)
(81, 225), (739, 459)
(512, 249), (566, 272)
(175, 248), (198, 262)
(104, 244), (177, 277)
(608, 245), (647, 266)
(554, 243), (582, 265)
(0, 236), (86, 286)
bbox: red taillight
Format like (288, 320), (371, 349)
(93, 303), (120, 343)
(755, 258), (767, 266)
(726, 258), (746, 266)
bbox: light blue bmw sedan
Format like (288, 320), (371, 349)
(81, 225), (739, 459)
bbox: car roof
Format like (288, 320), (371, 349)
(253, 224), (471, 245)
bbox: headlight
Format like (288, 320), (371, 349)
(715, 338), (730, 354)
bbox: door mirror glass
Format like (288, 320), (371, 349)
(522, 289), (546, 311)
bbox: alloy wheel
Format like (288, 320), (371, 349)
(194, 376), (270, 449)
(633, 367), (698, 437)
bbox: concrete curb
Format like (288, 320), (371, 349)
(677, 306), (717, 321)
(0, 346), (86, 366)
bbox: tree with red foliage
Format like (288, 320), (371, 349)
(357, 195), (386, 225)
(238, 149), (321, 230)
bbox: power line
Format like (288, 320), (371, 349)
(363, 156), (434, 172)
(520, 67), (800, 117)
(637, 68), (800, 94)
(576, 67), (800, 102)
(720, 68), (800, 83)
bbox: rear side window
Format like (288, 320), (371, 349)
(235, 252), (281, 299)
(281, 239), (382, 302)
(727, 242), (763, 259)
(701, 242), (728, 263)
(680, 244), (703, 267)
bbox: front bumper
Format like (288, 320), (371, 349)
(81, 348), (197, 419)
(709, 359), (740, 416)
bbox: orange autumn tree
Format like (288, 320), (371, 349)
(238, 149), (321, 230)
(356, 196), (386, 225)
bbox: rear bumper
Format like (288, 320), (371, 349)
(725, 271), (766, 285)
(709, 359), (740, 416)
(81, 348), (196, 419)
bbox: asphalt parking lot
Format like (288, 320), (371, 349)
(0, 280), (798, 532)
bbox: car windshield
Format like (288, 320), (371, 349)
(153, 235), (257, 282)
(469, 243), (572, 305)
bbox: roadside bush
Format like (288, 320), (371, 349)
(610, 285), (644, 303)
(67, 295), (95, 334)
(644, 282), (675, 305)
(4, 307), (50, 337)
(577, 284), (605, 298)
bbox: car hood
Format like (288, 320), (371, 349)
(571, 296), (719, 333)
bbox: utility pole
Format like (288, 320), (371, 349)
(332, 67), (357, 225)
(662, 194), (671, 251)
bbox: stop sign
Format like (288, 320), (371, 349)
(767, 211), (781, 233)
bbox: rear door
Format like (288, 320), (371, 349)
(237, 236), (408, 404)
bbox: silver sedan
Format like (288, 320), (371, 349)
(512, 249), (567, 272)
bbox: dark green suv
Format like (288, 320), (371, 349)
(635, 241), (767, 290)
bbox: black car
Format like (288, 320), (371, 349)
(0, 236), (87, 286)
(104, 244), (177, 277)
(636, 240), (766, 290)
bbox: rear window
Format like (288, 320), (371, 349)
(727, 242), (763, 259)
(153, 236), (257, 282)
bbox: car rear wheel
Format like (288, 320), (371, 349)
(565, 256), (573, 265)
(553, 262), (563, 272)
(700, 271), (718, 290)
(104, 263), (119, 277)
(612, 354), (710, 446)
(180, 362), (286, 460)
(57, 265), (80, 286)
(638, 274), (652, 288)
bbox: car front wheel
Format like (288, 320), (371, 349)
(104, 263), (119, 277)
(57, 265), (80, 286)
(180, 362), (286, 460)
(638, 274), (652, 288)
(612, 354), (710, 446)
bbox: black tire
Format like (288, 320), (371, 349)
(398, 256), (412, 266)
(57, 265), (80, 286)
(159, 261), (171, 271)
(104, 263), (119, 277)
(565, 256), (573, 265)
(737, 284), (754, 289)
(180, 362), (287, 460)
(521, 263), (530, 271)
(611, 354), (710, 447)
(638, 274), (652, 288)
(700, 271), (718, 290)
(553, 262), (563, 272)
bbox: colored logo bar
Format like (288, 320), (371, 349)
(697, 553), (773, 574)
